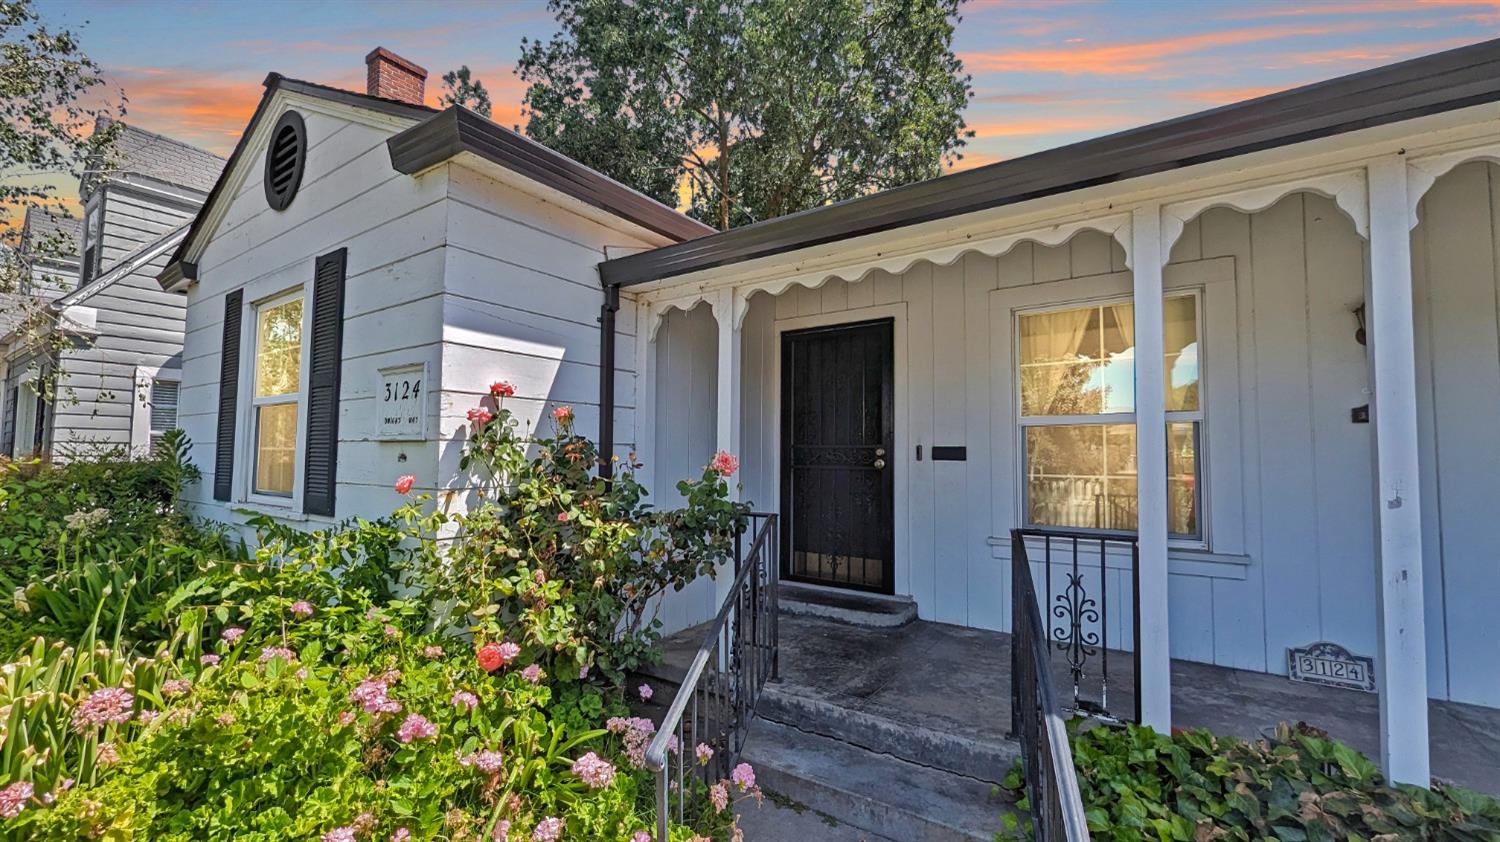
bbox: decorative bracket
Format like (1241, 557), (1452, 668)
(1407, 143), (1500, 230)
(1162, 169), (1369, 252)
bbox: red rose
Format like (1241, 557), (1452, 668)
(489, 381), (515, 398)
(477, 641), (503, 672)
(394, 474), (415, 495)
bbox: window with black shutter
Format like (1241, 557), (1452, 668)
(302, 248), (346, 516)
(1, 386), (17, 457)
(214, 290), (243, 501)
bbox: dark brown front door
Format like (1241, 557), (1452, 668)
(781, 319), (894, 594)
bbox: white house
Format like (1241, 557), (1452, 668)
(163, 40), (1500, 785)
(2, 122), (224, 459)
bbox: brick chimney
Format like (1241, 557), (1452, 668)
(365, 47), (427, 105)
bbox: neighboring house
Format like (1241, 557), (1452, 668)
(2, 122), (225, 459)
(0, 209), (82, 456)
(163, 40), (1500, 786)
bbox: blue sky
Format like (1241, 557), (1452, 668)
(15, 0), (1500, 225)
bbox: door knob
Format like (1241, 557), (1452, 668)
(873, 457), (886, 469)
(875, 447), (886, 457)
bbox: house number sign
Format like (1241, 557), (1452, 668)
(376, 362), (427, 441)
(1287, 642), (1376, 693)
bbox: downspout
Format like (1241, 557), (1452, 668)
(597, 282), (621, 479)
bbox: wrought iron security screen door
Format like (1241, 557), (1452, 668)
(780, 319), (895, 594)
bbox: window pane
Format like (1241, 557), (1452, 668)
(1025, 421), (1199, 537)
(255, 403), (297, 496)
(1168, 422), (1199, 537)
(255, 298), (303, 398)
(1165, 296), (1199, 411)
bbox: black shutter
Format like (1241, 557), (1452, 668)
(214, 290), (243, 502)
(302, 248), (347, 517)
(1, 386), (16, 457)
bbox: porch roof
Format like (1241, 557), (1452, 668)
(599, 37), (1500, 289)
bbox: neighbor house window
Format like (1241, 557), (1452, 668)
(147, 378), (179, 454)
(80, 201), (101, 285)
(1018, 295), (1201, 537)
(251, 293), (304, 497)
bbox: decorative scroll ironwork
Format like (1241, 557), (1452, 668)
(647, 513), (779, 842)
(1015, 528), (1140, 722)
(1009, 530), (1092, 842)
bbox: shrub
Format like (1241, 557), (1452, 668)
(426, 394), (749, 688)
(1003, 721), (1500, 841)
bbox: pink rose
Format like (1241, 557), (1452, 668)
(710, 450), (739, 476)
(489, 381), (515, 398)
(394, 474), (415, 495)
(551, 405), (573, 424)
(638, 683), (653, 702)
(467, 407), (494, 427)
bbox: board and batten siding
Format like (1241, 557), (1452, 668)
(1412, 161), (1500, 708)
(179, 104), (451, 528)
(651, 192), (1500, 705)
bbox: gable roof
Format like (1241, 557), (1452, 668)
(162, 72), (710, 289)
(92, 120), (227, 195)
(159, 74), (439, 289)
(19, 207), (81, 262)
(599, 37), (1500, 288)
(387, 106), (715, 243)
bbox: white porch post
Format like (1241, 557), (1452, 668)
(1366, 154), (1430, 786)
(1132, 204), (1172, 732)
(712, 288), (743, 492)
(635, 300), (658, 496)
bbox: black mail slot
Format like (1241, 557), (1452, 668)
(931, 446), (966, 461)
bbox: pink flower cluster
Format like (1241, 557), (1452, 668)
(492, 820), (511, 840)
(532, 816), (563, 842)
(710, 450), (739, 477)
(695, 743), (714, 765)
(290, 600), (315, 618)
(71, 687), (134, 732)
(459, 747), (505, 774)
(391, 829), (412, 842)
(731, 762), (756, 791)
(632, 833), (651, 842)
(200, 654), (220, 666)
(220, 626), (245, 644)
(322, 828), (356, 842)
(709, 781), (729, 813)
(606, 716), (657, 768)
(161, 678), (192, 697)
(476, 640), (520, 671)
(637, 683), (653, 701)
(396, 713), (437, 743)
(259, 646), (297, 663)
(0, 781), (32, 819)
(350, 677), (402, 715)
(521, 664), (545, 685)
(424, 644), (445, 659)
(571, 751), (616, 789)
(451, 690), (479, 710)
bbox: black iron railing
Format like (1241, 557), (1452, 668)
(647, 512), (779, 841)
(1010, 529), (1092, 842)
(1013, 527), (1141, 722)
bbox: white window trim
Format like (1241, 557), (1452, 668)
(988, 256), (1242, 556)
(130, 365), (182, 458)
(236, 284), (311, 512)
(1014, 290), (1206, 543)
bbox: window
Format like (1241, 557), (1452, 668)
(251, 293), (304, 497)
(147, 378), (179, 454)
(80, 201), (101, 285)
(1018, 295), (1201, 538)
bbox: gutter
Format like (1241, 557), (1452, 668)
(597, 283), (621, 479)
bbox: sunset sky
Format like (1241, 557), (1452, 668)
(12, 0), (1500, 230)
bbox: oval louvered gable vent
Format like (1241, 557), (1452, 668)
(263, 110), (307, 211)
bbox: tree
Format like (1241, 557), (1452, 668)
(0, 0), (121, 416)
(440, 65), (492, 118)
(518, 0), (972, 230)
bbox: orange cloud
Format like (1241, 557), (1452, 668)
(962, 22), (1371, 76)
(108, 67), (261, 155)
(967, 115), (1139, 138)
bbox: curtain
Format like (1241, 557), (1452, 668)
(1020, 308), (1093, 416)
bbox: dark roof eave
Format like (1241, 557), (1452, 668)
(600, 37), (1500, 288)
(386, 106), (714, 245)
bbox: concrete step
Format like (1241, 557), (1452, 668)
(778, 583), (917, 628)
(759, 683), (1020, 784)
(742, 719), (1012, 842)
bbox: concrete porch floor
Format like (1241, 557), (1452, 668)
(660, 612), (1500, 797)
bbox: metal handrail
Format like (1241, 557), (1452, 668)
(646, 512), (778, 841)
(1011, 529), (1092, 841)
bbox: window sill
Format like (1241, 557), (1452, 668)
(987, 536), (1251, 581)
(233, 501), (310, 523)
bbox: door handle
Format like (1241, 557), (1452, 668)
(873, 458), (886, 469)
(875, 447), (887, 457)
